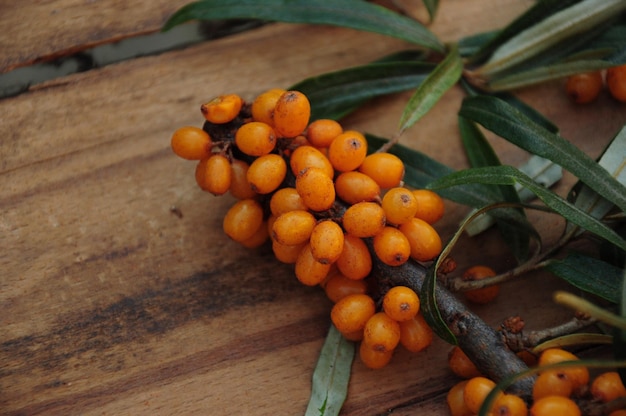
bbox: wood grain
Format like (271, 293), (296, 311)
(0, 0), (193, 73)
(2, 1), (626, 415)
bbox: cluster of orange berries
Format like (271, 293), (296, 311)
(447, 346), (626, 416)
(170, 88), (447, 368)
(565, 64), (626, 104)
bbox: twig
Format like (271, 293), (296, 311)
(501, 316), (598, 352)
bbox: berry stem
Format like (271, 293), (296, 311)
(368, 251), (534, 399)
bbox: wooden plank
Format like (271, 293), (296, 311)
(0, 0), (191, 73)
(2, 2), (626, 415)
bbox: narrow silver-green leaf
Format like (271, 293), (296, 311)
(467, 0), (578, 64)
(290, 61), (434, 121)
(545, 252), (623, 303)
(398, 44), (463, 133)
(459, 95), (626, 214)
(568, 125), (626, 235)
(163, 0), (444, 52)
(428, 165), (626, 251)
(488, 58), (619, 91)
(477, 0), (626, 77)
(305, 325), (355, 416)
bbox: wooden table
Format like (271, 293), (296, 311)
(2, 1), (625, 414)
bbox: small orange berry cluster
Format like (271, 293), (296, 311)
(566, 64), (626, 104)
(170, 88), (448, 368)
(447, 346), (626, 416)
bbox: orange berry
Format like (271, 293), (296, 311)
(239, 220), (270, 248)
(306, 119), (343, 148)
(359, 152), (405, 189)
(295, 243), (332, 286)
(251, 88), (285, 126)
(398, 313), (433, 353)
(530, 396), (580, 416)
(412, 189), (445, 224)
(229, 159), (256, 200)
(289, 145), (334, 178)
(336, 234), (372, 280)
(533, 370), (574, 401)
(447, 381), (474, 416)
(373, 227), (410, 266)
(273, 90), (311, 138)
(324, 271), (368, 303)
(328, 130), (368, 172)
(235, 121), (276, 156)
(331, 293), (376, 334)
(565, 71), (603, 104)
(246, 153), (287, 194)
(363, 312), (401, 353)
(538, 348), (589, 391)
(295, 167), (336, 212)
(462, 265), (500, 304)
(448, 346), (481, 379)
(609, 411), (626, 416)
(490, 393), (528, 416)
(399, 218), (442, 262)
(591, 371), (626, 402)
(171, 126), (212, 160)
(195, 154), (232, 195)
(359, 340), (394, 369)
(382, 187), (418, 225)
(272, 240), (306, 264)
(607, 64), (626, 102)
(271, 210), (316, 246)
(342, 202), (386, 238)
(200, 93), (243, 124)
(383, 286), (420, 322)
(309, 220), (344, 264)
(463, 376), (499, 414)
(269, 187), (308, 216)
(334, 171), (381, 205)
(223, 199), (264, 243)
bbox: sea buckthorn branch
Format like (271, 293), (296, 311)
(169, 89), (626, 413)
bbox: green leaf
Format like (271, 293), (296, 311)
(305, 324), (355, 416)
(459, 95), (626, 214)
(487, 58), (619, 91)
(398, 44), (463, 133)
(477, 0), (626, 77)
(420, 262), (457, 345)
(459, 116), (531, 262)
(427, 165), (626, 251)
(618, 270), (626, 386)
(421, 0), (438, 22)
(568, 125), (626, 235)
(461, 81), (560, 134)
(467, 0), (579, 64)
(290, 61), (434, 121)
(545, 252), (624, 303)
(163, 0), (444, 52)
